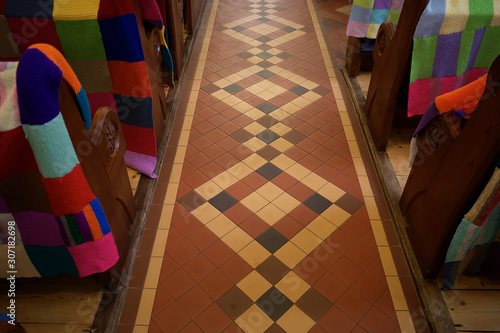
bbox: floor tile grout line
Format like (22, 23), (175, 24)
(305, 0), (417, 331)
(132, 0), (221, 329)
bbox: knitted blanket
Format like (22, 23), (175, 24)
(0, 44), (119, 278)
(443, 160), (500, 289)
(409, 0), (500, 117)
(0, 0), (173, 177)
(346, 0), (405, 38)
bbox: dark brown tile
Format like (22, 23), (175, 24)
(335, 193), (365, 215)
(256, 256), (291, 285)
(137, 227), (156, 257)
(118, 288), (142, 325)
(152, 182), (168, 204)
(265, 323), (287, 333)
(390, 246), (411, 276)
(216, 285), (253, 320)
(128, 256), (150, 288)
(257, 145), (282, 161)
(144, 204), (163, 230)
(295, 288), (333, 321)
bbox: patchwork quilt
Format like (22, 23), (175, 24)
(0, 0), (173, 177)
(0, 44), (119, 278)
(346, 0), (405, 39)
(409, 0), (500, 117)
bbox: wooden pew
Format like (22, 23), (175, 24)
(399, 54), (500, 278)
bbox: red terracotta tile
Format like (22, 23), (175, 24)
(165, 227), (185, 250)
(375, 289), (397, 321)
(177, 285), (214, 319)
(219, 254), (253, 284)
(167, 238), (200, 266)
(205, 128), (227, 143)
(172, 214), (203, 237)
(351, 325), (369, 333)
(307, 324), (328, 333)
(284, 145), (309, 161)
(353, 205), (370, 225)
(345, 242), (378, 269)
(288, 204), (317, 227)
(160, 268), (196, 299)
(191, 135), (214, 151)
(147, 320), (163, 333)
(229, 145), (254, 161)
(219, 121), (240, 135)
(159, 254), (179, 280)
(366, 257), (387, 285)
(359, 306), (397, 333)
(199, 269), (234, 301)
(199, 161), (225, 178)
(222, 322), (245, 333)
(217, 137), (242, 152)
(299, 154), (324, 171)
(152, 302), (191, 332)
(336, 288), (372, 322)
(195, 120), (216, 134)
(176, 181), (192, 199)
(360, 229), (378, 252)
(179, 322), (204, 333)
(215, 153), (239, 170)
(314, 163), (341, 181)
(352, 272), (387, 303)
(325, 229), (358, 255)
(204, 240), (236, 267)
(348, 183), (365, 202)
(340, 216), (371, 239)
(183, 169), (210, 189)
(273, 215), (303, 240)
(318, 305), (357, 333)
(330, 256), (364, 285)
(195, 304), (232, 333)
(271, 172), (299, 191)
(287, 182), (315, 202)
(207, 114), (229, 129)
(151, 284), (174, 316)
(314, 271), (349, 303)
(226, 181), (253, 201)
(183, 253), (216, 283)
(239, 214), (269, 238)
(241, 172), (267, 190)
(224, 203), (254, 225)
(181, 161), (197, 178)
(294, 255), (328, 286)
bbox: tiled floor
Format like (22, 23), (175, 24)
(117, 0), (429, 332)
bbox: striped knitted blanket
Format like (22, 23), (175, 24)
(0, 0), (173, 177)
(443, 159), (500, 289)
(346, 0), (405, 38)
(409, 0), (500, 117)
(0, 44), (119, 278)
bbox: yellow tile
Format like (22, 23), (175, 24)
(275, 272), (310, 302)
(348, 141), (361, 158)
(364, 196), (381, 220)
(134, 289), (156, 325)
(276, 305), (315, 333)
(211, 89), (231, 101)
(247, 83), (266, 95)
(268, 108), (289, 121)
(274, 242), (307, 269)
(270, 137), (294, 152)
(256, 203), (287, 225)
(241, 192), (269, 213)
(257, 183), (284, 201)
(178, 130), (191, 146)
(273, 193), (301, 214)
(133, 326), (149, 333)
(285, 163), (311, 181)
(337, 99), (347, 112)
(151, 230), (169, 257)
(245, 122), (266, 135)
(234, 101), (254, 113)
(344, 126), (356, 141)
(242, 154), (267, 170)
(206, 214), (236, 238)
(237, 271), (273, 301)
(378, 246), (398, 278)
(338, 111), (350, 125)
(236, 304), (274, 333)
(163, 182), (179, 204)
(245, 108), (266, 120)
(195, 180), (223, 200)
(144, 257), (163, 289)
(396, 311), (417, 333)
(228, 162), (253, 180)
(302, 91), (321, 103)
(301, 173), (328, 192)
(290, 96), (310, 109)
(259, 90), (279, 100)
(268, 123), (291, 136)
(270, 154), (295, 171)
(222, 95), (241, 107)
(352, 157), (367, 176)
(212, 171), (238, 189)
(291, 229), (322, 254)
(239, 241), (271, 268)
(213, 78), (232, 88)
(387, 277), (409, 311)
(267, 85), (287, 95)
(321, 204), (351, 227)
(307, 216), (337, 240)
(370, 220), (389, 246)
(158, 204), (174, 230)
(222, 227), (253, 253)
(170, 164), (183, 183)
(190, 202), (221, 224)
(174, 146), (188, 163)
(317, 183), (345, 203)
(247, 47), (261, 55)
(301, 80), (319, 90)
(358, 175), (374, 197)
(279, 101), (298, 114)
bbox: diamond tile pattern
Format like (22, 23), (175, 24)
(135, 0), (418, 332)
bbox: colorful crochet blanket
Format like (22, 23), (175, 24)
(409, 0), (500, 117)
(0, 44), (119, 278)
(0, 0), (173, 177)
(346, 0), (405, 38)
(443, 159), (500, 290)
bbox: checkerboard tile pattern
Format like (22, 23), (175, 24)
(117, 0), (427, 332)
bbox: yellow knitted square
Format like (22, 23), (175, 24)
(53, 0), (100, 20)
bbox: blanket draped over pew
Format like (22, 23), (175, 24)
(409, 0), (500, 117)
(443, 159), (500, 290)
(0, 0), (173, 177)
(0, 44), (119, 278)
(346, 0), (405, 39)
